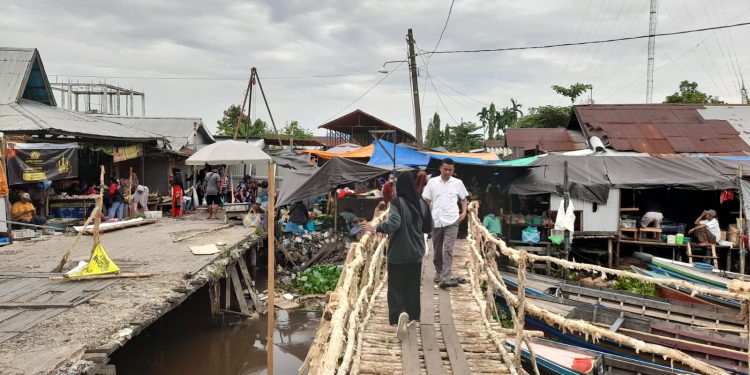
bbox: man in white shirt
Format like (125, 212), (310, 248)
(422, 159), (468, 288)
(688, 209), (720, 246)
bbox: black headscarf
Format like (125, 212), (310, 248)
(172, 168), (184, 189)
(395, 172), (422, 221)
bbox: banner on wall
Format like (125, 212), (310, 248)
(113, 145), (143, 163)
(7, 143), (78, 185)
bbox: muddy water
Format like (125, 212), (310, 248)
(110, 286), (320, 375)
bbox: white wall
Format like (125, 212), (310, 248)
(550, 188), (620, 232)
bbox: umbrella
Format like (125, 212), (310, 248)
(185, 140), (271, 165)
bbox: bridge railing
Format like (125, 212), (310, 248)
(300, 225), (388, 375)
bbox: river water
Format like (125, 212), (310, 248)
(110, 286), (320, 375)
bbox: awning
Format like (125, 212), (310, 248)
(368, 140), (492, 167)
(278, 157), (389, 206)
(302, 144), (374, 160)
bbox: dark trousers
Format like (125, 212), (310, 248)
(387, 261), (422, 325)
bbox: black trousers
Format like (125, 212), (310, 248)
(387, 261), (422, 325)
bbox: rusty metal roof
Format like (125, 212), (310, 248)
(572, 104), (750, 154)
(318, 109), (416, 143)
(505, 128), (586, 152)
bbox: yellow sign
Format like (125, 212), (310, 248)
(67, 243), (121, 278)
(57, 156), (71, 173)
(113, 145), (143, 162)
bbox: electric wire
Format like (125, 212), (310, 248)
(426, 0), (455, 58)
(421, 19), (750, 55)
(320, 61), (406, 123)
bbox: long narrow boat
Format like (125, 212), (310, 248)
(501, 271), (745, 330)
(511, 337), (702, 375)
(634, 252), (730, 289)
(508, 294), (749, 374)
(505, 338), (600, 375)
(631, 266), (740, 309)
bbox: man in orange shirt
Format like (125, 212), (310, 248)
(11, 192), (46, 225)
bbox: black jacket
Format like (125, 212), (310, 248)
(376, 197), (433, 264)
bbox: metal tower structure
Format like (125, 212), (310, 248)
(646, 0), (659, 103)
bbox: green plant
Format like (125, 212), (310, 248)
(292, 264), (342, 295)
(613, 277), (657, 297)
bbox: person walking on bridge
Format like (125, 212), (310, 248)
(363, 172), (433, 333)
(422, 158), (468, 289)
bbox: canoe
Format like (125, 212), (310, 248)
(631, 266), (740, 309)
(501, 271), (744, 330)
(509, 294), (749, 374)
(521, 337), (701, 375)
(634, 252), (729, 289)
(505, 338), (599, 375)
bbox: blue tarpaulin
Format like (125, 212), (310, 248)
(367, 140), (490, 167)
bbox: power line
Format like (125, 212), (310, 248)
(49, 72), (382, 81)
(422, 19), (750, 55)
(321, 61), (406, 123)
(430, 76), (489, 107)
(426, 0), (455, 58)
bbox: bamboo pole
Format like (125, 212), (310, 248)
(54, 166), (105, 272)
(267, 162), (276, 375)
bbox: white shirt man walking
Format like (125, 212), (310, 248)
(422, 158), (468, 288)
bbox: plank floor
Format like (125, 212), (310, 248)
(357, 239), (514, 374)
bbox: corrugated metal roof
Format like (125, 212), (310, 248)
(93, 116), (214, 150)
(0, 99), (160, 140)
(572, 104), (750, 154)
(0, 48), (55, 106)
(505, 128), (587, 152)
(0, 48), (35, 105)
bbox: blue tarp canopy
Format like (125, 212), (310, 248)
(367, 140), (490, 167)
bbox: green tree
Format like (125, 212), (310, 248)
(552, 83), (592, 104)
(664, 80), (725, 104)
(216, 104), (269, 137)
(424, 113), (444, 148)
(514, 106), (571, 128)
(444, 121), (483, 152)
(281, 120), (313, 140)
(216, 104), (248, 136)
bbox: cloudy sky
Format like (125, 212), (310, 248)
(4, 0), (750, 137)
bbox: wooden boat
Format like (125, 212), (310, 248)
(501, 271), (745, 330)
(634, 252), (730, 289)
(505, 337), (600, 375)
(509, 294), (749, 374)
(512, 337), (702, 375)
(631, 266), (740, 309)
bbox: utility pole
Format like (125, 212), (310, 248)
(646, 0), (659, 103)
(407, 29), (423, 148)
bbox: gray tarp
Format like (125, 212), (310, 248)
(278, 157), (390, 206)
(508, 155), (738, 204)
(270, 150), (315, 171)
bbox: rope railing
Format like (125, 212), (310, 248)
(466, 201), (735, 375)
(300, 225), (388, 375)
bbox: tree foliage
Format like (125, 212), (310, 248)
(552, 83), (592, 104)
(478, 99), (523, 140)
(664, 80), (725, 104)
(514, 106), (571, 128)
(424, 113), (444, 148)
(216, 104), (269, 137)
(282, 120), (313, 140)
(444, 121), (483, 152)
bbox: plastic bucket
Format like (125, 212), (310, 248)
(675, 233), (684, 245)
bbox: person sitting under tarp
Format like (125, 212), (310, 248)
(482, 213), (502, 237)
(11, 192), (46, 226)
(688, 209), (720, 246)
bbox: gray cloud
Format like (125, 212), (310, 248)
(3, 0), (749, 136)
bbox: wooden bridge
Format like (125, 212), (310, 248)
(300, 202), (745, 375)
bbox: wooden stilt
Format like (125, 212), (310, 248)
(687, 242), (694, 264)
(238, 259), (263, 313)
(209, 282), (220, 318)
(229, 265), (251, 316)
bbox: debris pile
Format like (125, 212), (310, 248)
(277, 230), (353, 274)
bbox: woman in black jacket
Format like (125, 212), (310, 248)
(365, 172), (433, 332)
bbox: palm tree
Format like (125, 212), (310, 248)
(510, 98), (523, 117)
(477, 107), (489, 140)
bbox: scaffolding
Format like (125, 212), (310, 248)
(50, 82), (145, 116)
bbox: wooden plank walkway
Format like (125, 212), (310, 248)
(0, 275), (115, 344)
(357, 239), (514, 374)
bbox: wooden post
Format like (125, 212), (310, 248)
(267, 162), (276, 375)
(740, 164), (745, 275)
